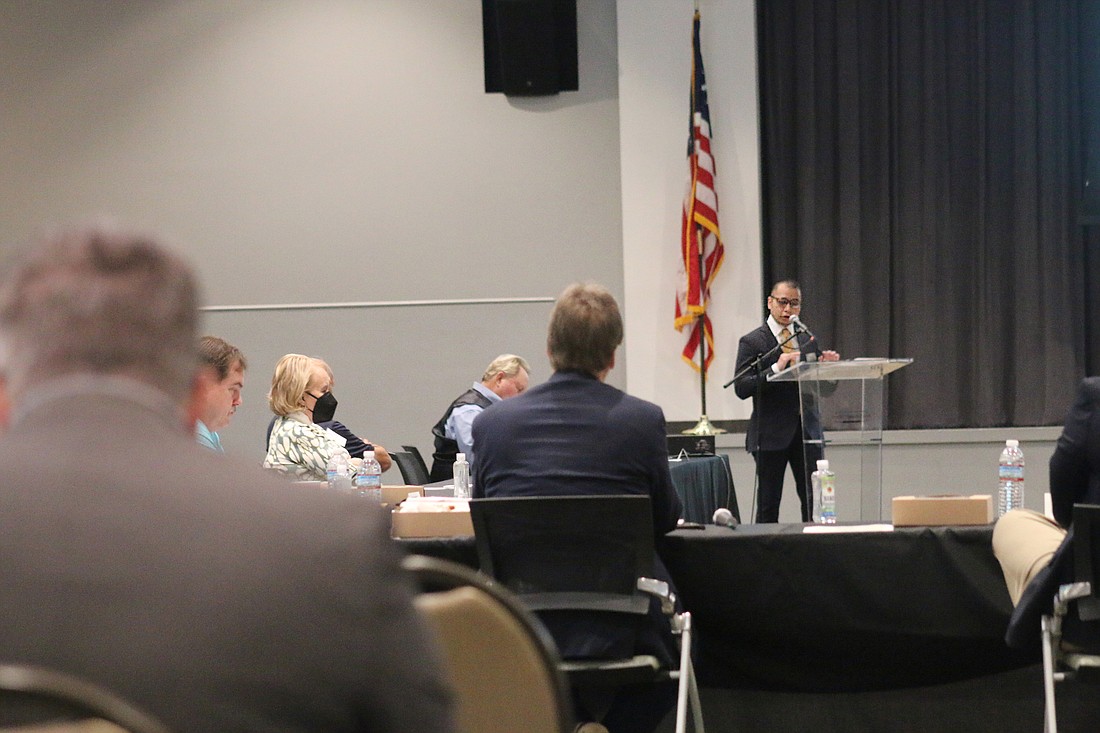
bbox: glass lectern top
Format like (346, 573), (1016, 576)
(768, 358), (913, 383)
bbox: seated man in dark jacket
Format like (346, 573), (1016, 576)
(428, 353), (530, 481)
(473, 282), (682, 733)
(994, 377), (1100, 648)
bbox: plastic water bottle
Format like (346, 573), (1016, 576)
(355, 450), (383, 500)
(326, 452), (352, 493)
(453, 452), (471, 499)
(998, 439), (1025, 517)
(812, 459), (836, 524)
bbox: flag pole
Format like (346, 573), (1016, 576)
(684, 233), (725, 435)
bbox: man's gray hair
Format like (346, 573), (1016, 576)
(0, 227), (200, 399)
(482, 354), (531, 382)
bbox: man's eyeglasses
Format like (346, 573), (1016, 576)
(769, 296), (801, 309)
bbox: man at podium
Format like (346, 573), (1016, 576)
(734, 279), (840, 522)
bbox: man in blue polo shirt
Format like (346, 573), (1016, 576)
(428, 353), (530, 481)
(195, 335), (246, 453)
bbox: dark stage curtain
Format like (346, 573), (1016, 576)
(756, 0), (1087, 428)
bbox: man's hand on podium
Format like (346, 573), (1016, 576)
(777, 351), (801, 370)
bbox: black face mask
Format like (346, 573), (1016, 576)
(310, 391), (338, 423)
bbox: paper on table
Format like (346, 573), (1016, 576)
(802, 523), (894, 534)
(398, 496), (470, 513)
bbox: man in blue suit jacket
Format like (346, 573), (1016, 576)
(472, 282), (682, 733)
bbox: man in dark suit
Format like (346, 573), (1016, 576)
(0, 227), (454, 732)
(472, 282), (682, 733)
(734, 279), (840, 522)
(996, 377), (1100, 649)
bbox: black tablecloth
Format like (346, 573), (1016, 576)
(660, 523), (1035, 692)
(668, 454), (738, 523)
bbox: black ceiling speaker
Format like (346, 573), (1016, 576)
(483, 0), (578, 96)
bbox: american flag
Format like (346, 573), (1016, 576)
(674, 9), (724, 373)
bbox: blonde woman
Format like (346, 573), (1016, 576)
(263, 354), (352, 480)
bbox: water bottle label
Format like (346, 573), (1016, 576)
(820, 476), (836, 522)
(998, 466), (1024, 480)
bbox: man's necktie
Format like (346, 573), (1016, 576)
(779, 327), (794, 353)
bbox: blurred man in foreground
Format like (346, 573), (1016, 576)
(0, 226), (454, 732)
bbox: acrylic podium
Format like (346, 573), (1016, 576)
(768, 358), (913, 520)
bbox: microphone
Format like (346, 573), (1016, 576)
(789, 315), (815, 339)
(712, 507), (739, 528)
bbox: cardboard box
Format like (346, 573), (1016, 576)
(391, 503), (473, 538)
(891, 494), (993, 526)
(290, 482), (420, 506)
(382, 485), (422, 506)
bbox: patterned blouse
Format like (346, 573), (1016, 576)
(263, 412), (351, 481)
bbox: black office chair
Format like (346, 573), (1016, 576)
(1042, 504), (1100, 733)
(391, 451), (430, 486)
(0, 663), (172, 732)
(469, 495), (704, 733)
(403, 554), (574, 733)
(401, 445), (431, 479)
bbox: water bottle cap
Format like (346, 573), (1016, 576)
(365, 450), (375, 460)
(1006, 439), (1019, 447)
(817, 459), (829, 471)
(456, 453), (467, 462)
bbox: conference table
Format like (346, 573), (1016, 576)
(397, 519), (1100, 730)
(399, 520), (1029, 690)
(655, 523), (1100, 731)
(660, 522), (1029, 690)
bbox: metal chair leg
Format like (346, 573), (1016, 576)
(673, 611), (704, 733)
(1041, 615), (1058, 733)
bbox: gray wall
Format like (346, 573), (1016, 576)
(0, 1), (1070, 515)
(0, 0), (625, 463)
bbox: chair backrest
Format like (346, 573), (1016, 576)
(403, 555), (574, 733)
(1073, 503), (1100, 621)
(469, 495), (654, 615)
(0, 664), (172, 733)
(392, 451), (430, 486)
(401, 445), (431, 478)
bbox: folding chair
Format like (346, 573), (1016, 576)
(0, 663), (172, 733)
(1041, 503), (1100, 733)
(470, 495), (704, 733)
(391, 451), (431, 486)
(401, 445), (431, 480)
(403, 554), (574, 733)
